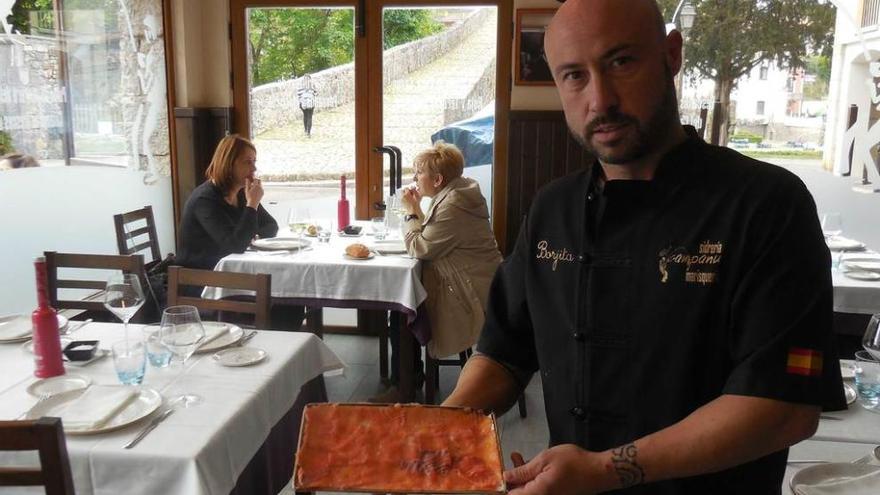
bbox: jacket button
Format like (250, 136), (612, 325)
(587, 193), (595, 202)
(569, 407), (587, 421)
(572, 332), (584, 342)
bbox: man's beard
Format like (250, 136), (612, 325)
(572, 68), (679, 165)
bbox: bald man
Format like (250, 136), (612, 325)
(443, 0), (845, 493)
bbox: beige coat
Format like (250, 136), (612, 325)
(403, 177), (502, 358)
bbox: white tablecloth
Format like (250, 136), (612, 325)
(204, 233), (427, 314)
(0, 322), (344, 495)
(833, 251), (880, 315)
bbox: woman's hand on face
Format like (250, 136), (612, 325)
(401, 187), (421, 214)
(244, 178), (264, 209)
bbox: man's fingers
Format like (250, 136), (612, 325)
(504, 456), (542, 487)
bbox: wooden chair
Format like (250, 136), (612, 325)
(113, 205), (162, 267)
(0, 417), (75, 494)
(426, 348), (528, 418)
(167, 266), (272, 329)
(45, 251), (151, 323)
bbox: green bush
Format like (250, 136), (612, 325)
(731, 131), (763, 144)
(0, 131), (13, 155)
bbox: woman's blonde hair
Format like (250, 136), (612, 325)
(205, 134), (256, 192)
(413, 141), (464, 183)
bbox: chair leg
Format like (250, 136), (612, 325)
(458, 351), (469, 369)
(425, 355), (438, 404)
(379, 325), (389, 383)
(517, 394), (528, 418)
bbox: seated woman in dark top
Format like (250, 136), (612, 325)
(178, 134), (277, 270)
(177, 134), (304, 331)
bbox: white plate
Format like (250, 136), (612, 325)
(22, 338), (73, 355)
(840, 360), (855, 380)
(27, 374), (91, 397)
(251, 237), (311, 251)
(25, 387), (163, 435)
(842, 258), (880, 273)
(844, 270), (880, 281)
(827, 238), (866, 252)
(844, 382), (857, 405)
(195, 322), (244, 354)
(370, 240), (407, 254)
(343, 252), (375, 260)
(213, 347), (267, 367)
(790, 463), (880, 494)
(0, 314), (69, 343)
(338, 231), (364, 238)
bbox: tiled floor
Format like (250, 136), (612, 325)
(279, 333), (550, 494)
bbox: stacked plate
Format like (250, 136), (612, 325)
(841, 256), (880, 281)
(0, 314), (69, 344)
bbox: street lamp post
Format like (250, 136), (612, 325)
(674, 1), (697, 102)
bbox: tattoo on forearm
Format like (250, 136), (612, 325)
(611, 443), (645, 488)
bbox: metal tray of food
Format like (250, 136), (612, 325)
(293, 402), (506, 494)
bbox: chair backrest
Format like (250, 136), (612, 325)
(0, 417), (75, 495)
(114, 205), (161, 266)
(167, 266), (272, 328)
(45, 251), (150, 322)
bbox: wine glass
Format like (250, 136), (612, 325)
(160, 305), (206, 407)
(104, 273), (145, 342)
(821, 213), (843, 239)
(288, 207), (311, 241)
(863, 313), (880, 361)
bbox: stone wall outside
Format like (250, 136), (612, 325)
(250, 8), (492, 135)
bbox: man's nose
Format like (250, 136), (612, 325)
(586, 74), (619, 115)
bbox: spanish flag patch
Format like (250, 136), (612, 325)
(787, 348), (823, 377)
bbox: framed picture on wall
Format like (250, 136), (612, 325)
(515, 8), (557, 86)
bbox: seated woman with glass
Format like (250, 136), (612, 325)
(371, 141), (502, 402)
(177, 134), (303, 330)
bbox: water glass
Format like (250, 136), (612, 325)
(143, 326), (172, 368)
(371, 217), (387, 240)
(821, 212), (843, 238)
(863, 313), (880, 360)
(317, 219), (333, 243)
(854, 350), (880, 413)
(112, 340), (146, 385)
(160, 305), (205, 407)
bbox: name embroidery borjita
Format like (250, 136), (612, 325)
(658, 240), (722, 285)
(536, 240), (575, 271)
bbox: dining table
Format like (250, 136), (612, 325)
(203, 226), (429, 402)
(0, 322), (344, 495)
(783, 358), (880, 492)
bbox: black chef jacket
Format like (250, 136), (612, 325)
(478, 128), (846, 494)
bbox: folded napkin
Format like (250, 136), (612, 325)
(197, 322), (229, 349)
(59, 385), (138, 430)
(794, 468), (880, 494)
(0, 315), (33, 340)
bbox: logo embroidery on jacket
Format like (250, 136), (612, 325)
(658, 240), (722, 285)
(536, 240), (575, 271)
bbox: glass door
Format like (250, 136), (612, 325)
(378, 5), (499, 224)
(231, 0), (363, 227)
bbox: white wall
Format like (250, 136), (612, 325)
(730, 64), (791, 122)
(0, 167), (174, 315)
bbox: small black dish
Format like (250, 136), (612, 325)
(343, 225), (362, 235)
(63, 340), (99, 362)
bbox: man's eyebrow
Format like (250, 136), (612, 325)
(600, 43), (635, 61)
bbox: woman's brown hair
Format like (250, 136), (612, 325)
(412, 141), (464, 183)
(204, 134), (256, 192)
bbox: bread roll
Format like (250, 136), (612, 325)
(345, 243), (370, 259)
(307, 225), (318, 236)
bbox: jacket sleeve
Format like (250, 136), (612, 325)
(256, 204), (279, 239)
(404, 199), (461, 261)
(192, 197), (264, 255)
(476, 216), (540, 382)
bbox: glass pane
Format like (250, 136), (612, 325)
(0, 0), (170, 183)
(382, 7), (497, 220)
(245, 6), (356, 230)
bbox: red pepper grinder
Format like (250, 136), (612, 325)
(337, 174), (351, 230)
(32, 257), (65, 378)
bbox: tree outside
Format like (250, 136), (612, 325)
(658, 0), (835, 145)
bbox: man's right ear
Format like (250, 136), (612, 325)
(665, 30), (684, 76)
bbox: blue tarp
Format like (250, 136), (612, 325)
(430, 105), (495, 168)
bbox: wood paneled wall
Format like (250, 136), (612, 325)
(504, 111), (594, 254)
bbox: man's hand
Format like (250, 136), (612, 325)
(401, 187), (422, 215)
(504, 445), (614, 495)
(245, 177), (264, 209)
